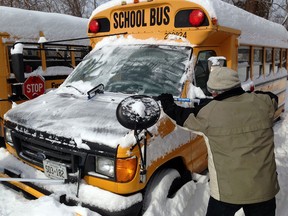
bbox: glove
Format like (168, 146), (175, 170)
(157, 93), (174, 109)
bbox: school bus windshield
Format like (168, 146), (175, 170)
(63, 44), (192, 96)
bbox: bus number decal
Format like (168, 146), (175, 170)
(164, 32), (187, 39)
(113, 6), (170, 29)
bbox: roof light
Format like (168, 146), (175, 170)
(211, 17), (218, 25)
(189, 9), (205, 27)
(89, 20), (100, 33)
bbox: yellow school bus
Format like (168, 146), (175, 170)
(1, 0), (287, 215)
(0, 6), (90, 146)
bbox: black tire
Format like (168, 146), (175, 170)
(141, 168), (182, 215)
(0, 137), (5, 148)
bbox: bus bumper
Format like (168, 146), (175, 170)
(0, 168), (143, 216)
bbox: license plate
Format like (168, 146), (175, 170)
(43, 159), (67, 180)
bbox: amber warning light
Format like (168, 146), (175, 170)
(189, 9), (205, 27)
(89, 20), (100, 33)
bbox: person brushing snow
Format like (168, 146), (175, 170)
(158, 59), (279, 216)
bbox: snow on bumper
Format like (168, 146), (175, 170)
(0, 148), (142, 216)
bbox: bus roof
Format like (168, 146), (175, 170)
(0, 6), (89, 45)
(91, 0), (288, 48)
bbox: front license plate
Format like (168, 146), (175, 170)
(43, 159), (67, 180)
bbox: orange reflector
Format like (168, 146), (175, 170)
(116, 157), (137, 183)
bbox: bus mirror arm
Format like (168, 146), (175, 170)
(116, 95), (161, 183)
(134, 129), (153, 183)
(11, 53), (25, 83)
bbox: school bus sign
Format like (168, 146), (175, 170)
(23, 75), (45, 99)
(113, 6), (170, 29)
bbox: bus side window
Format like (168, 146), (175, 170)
(253, 47), (264, 79)
(282, 49), (287, 68)
(265, 48), (273, 77)
(238, 46), (250, 82)
(194, 50), (216, 95)
(274, 48), (280, 73)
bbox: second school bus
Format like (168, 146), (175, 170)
(0, 6), (90, 146)
(1, 0), (287, 215)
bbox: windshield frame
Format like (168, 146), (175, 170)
(62, 43), (193, 97)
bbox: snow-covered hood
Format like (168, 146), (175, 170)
(4, 89), (132, 149)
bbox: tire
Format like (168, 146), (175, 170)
(0, 137), (5, 148)
(141, 168), (182, 215)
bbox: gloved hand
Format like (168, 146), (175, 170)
(157, 93), (174, 109)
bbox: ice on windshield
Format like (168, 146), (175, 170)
(62, 44), (192, 96)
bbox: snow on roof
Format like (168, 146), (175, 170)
(0, 6), (89, 45)
(201, 0), (288, 47)
(90, 0), (288, 48)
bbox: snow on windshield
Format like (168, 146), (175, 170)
(62, 43), (192, 96)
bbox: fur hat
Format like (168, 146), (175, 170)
(207, 66), (241, 92)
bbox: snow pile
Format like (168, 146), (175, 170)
(25, 66), (73, 77)
(1, 70), (287, 216)
(0, 6), (89, 45)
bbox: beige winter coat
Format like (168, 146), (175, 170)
(184, 90), (279, 204)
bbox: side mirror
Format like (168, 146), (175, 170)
(208, 56), (227, 72)
(116, 95), (160, 130)
(11, 54), (25, 83)
(11, 43), (25, 83)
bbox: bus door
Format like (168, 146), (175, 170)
(193, 49), (217, 96)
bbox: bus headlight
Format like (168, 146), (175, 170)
(96, 156), (115, 178)
(4, 128), (13, 146)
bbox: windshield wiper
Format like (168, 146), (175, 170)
(87, 83), (104, 100)
(65, 85), (85, 95)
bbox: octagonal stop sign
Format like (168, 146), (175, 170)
(23, 75), (45, 99)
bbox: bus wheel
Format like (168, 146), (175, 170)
(0, 137), (5, 148)
(141, 168), (183, 214)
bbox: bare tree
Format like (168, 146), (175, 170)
(0, 0), (90, 17)
(222, 0), (288, 28)
(59, 0), (86, 17)
(223, 0), (273, 19)
(244, 0), (272, 19)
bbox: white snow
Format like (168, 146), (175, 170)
(25, 66), (74, 77)
(1, 6), (91, 79)
(1, 86), (288, 215)
(10, 43), (24, 54)
(0, 6), (89, 45)
(131, 101), (146, 118)
(187, 0), (288, 47)
(208, 56), (226, 66)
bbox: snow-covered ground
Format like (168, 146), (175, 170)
(0, 85), (287, 216)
